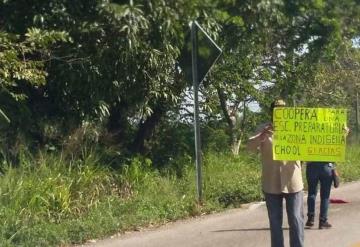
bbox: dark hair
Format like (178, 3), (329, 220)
(270, 99), (286, 111)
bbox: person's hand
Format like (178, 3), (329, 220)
(343, 126), (350, 136)
(259, 124), (273, 140)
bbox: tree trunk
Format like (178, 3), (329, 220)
(231, 137), (242, 155)
(130, 104), (165, 155)
(107, 101), (129, 144)
(217, 87), (240, 155)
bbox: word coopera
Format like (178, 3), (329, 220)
(274, 108), (346, 122)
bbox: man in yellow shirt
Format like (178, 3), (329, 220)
(247, 99), (304, 247)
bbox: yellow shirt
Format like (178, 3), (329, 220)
(247, 126), (303, 194)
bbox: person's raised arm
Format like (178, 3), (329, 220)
(246, 124), (272, 153)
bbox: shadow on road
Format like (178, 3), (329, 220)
(212, 227), (289, 232)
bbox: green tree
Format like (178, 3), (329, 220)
(0, 27), (69, 161)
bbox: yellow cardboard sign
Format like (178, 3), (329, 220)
(273, 107), (347, 162)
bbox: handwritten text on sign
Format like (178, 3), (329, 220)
(273, 107), (347, 162)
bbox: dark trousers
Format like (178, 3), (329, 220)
(306, 163), (333, 221)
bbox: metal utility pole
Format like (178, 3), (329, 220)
(356, 92), (359, 141)
(182, 20), (221, 203)
(191, 21), (202, 203)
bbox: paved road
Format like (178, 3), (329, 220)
(83, 182), (360, 247)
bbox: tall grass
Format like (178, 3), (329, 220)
(1, 145), (360, 246)
(0, 151), (120, 246)
(337, 145), (360, 181)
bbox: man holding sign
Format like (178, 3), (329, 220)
(247, 99), (304, 247)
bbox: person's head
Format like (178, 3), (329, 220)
(270, 99), (286, 119)
(270, 99), (286, 111)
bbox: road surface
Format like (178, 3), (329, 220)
(82, 181), (360, 247)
